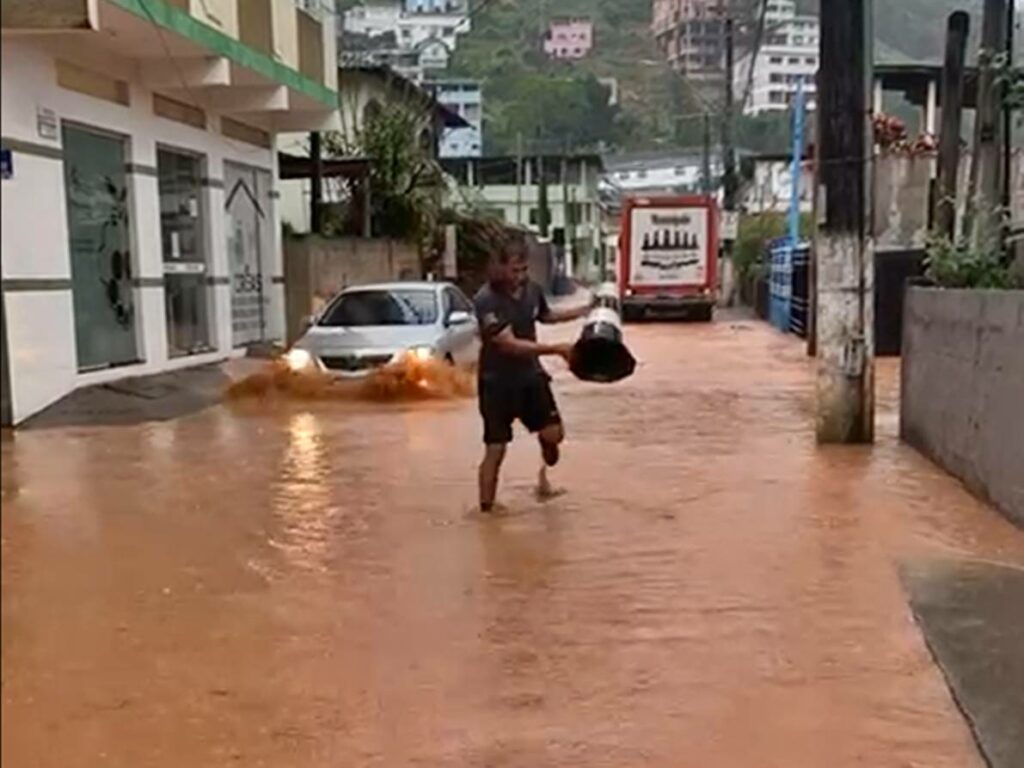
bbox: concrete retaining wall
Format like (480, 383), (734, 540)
(901, 288), (1024, 525)
(283, 236), (421, 343)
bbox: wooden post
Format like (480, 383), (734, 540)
(815, 0), (875, 444)
(361, 175), (372, 238)
(967, 0), (1008, 252)
(309, 131), (323, 236)
(936, 11), (970, 241)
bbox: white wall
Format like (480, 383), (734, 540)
(744, 160), (814, 214)
(1, 38), (279, 424)
(608, 160), (722, 192)
(273, 0), (300, 71)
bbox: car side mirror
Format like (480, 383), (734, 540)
(447, 310), (472, 327)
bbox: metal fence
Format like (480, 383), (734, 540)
(769, 239), (809, 338)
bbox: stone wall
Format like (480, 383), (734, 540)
(283, 236), (421, 343)
(901, 288), (1024, 526)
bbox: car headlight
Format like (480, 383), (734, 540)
(407, 345), (434, 362)
(285, 348), (313, 372)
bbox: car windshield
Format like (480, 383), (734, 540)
(319, 289), (438, 327)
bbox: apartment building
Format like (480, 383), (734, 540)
(652, 0), (728, 83)
(343, 0), (470, 80)
(425, 79), (483, 158)
(0, 0), (339, 425)
(404, 0), (467, 11)
(734, 0), (819, 114)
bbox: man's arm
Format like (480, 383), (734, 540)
(491, 326), (573, 360)
(541, 303), (594, 324)
(539, 292), (596, 324)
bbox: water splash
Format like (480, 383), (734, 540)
(225, 357), (476, 403)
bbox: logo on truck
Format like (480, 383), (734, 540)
(630, 207), (708, 282)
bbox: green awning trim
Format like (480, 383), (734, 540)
(109, 0), (338, 109)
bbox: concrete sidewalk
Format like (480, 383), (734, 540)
(22, 357), (267, 429)
(903, 559), (1024, 768)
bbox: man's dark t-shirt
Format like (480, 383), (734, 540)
(474, 281), (550, 383)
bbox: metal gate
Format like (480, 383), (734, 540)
(769, 239), (810, 337)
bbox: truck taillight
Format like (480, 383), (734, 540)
(625, 288), (634, 297)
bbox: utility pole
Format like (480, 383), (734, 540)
(310, 131), (323, 236)
(1001, 0), (1014, 212)
(720, 16), (738, 307)
(936, 12), (970, 241)
(561, 150), (573, 278)
(967, 0), (1008, 253)
(788, 82), (805, 247)
(701, 112), (713, 195)
(537, 153), (550, 238)
(815, 0), (874, 444)
(516, 131), (524, 226)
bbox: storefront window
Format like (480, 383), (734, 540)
(158, 148), (212, 357)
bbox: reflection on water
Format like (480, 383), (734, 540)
(2, 320), (1022, 767)
(268, 412), (335, 573)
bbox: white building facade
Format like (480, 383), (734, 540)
(426, 80), (483, 158)
(0, 0), (339, 425)
(742, 155), (814, 214)
(735, 1), (819, 115)
(442, 155), (605, 281)
(604, 152), (723, 196)
(343, 0), (470, 81)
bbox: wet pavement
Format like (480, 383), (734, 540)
(3, 318), (1023, 767)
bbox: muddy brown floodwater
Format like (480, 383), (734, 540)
(3, 318), (1023, 767)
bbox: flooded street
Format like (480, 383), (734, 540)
(3, 318), (1022, 767)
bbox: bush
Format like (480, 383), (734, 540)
(925, 230), (1022, 289)
(735, 212), (813, 283)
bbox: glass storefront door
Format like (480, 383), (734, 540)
(158, 148), (212, 357)
(62, 124), (139, 371)
(225, 162), (272, 347)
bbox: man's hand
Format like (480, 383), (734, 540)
(554, 343), (576, 363)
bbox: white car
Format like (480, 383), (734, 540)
(287, 281), (480, 376)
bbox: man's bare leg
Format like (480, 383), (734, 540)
(536, 423), (565, 500)
(479, 443), (507, 512)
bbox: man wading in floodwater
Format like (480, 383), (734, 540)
(474, 239), (594, 513)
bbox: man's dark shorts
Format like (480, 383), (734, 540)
(479, 376), (562, 445)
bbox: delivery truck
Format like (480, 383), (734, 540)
(618, 195), (719, 321)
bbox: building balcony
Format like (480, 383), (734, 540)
(1, 0), (339, 132)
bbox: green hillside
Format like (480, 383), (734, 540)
(445, 0), (999, 155)
(449, 0), (686, 154)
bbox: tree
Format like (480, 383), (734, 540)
(323, 103), (443, 245)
